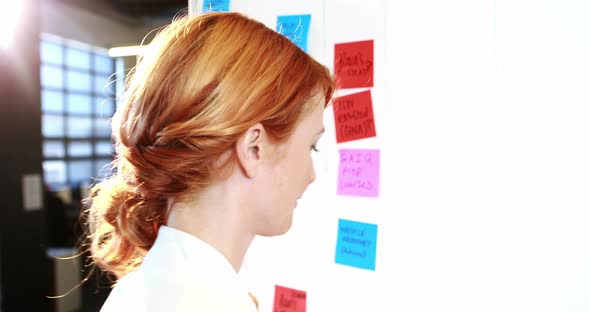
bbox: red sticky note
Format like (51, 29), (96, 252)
(334, 40), (374, 89)
(273, 285), (306, 312)
(333, 90), (376, 143)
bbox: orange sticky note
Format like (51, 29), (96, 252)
(334, 40), (374, 89)
(273, 285), (306, 312)
(333, 90), (376, 143)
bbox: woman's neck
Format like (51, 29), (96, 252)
(166, 183), (255, 272)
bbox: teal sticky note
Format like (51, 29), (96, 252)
(202, 0), (230, 13)
(335, 219), (378, 271)
(276, 14), (311, 52)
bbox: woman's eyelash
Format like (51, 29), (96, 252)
(311, 144), (319, 152)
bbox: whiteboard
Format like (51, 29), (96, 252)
(201, 1), (590, 311)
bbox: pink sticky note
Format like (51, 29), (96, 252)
(337, 149), (380, 197)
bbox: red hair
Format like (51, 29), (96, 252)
(84, 12), (334, 278)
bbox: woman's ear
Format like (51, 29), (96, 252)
(235, 123), (266, 178)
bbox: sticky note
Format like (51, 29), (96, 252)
(202, 0), (230, 13)
(334, 40), (374, 89)
(273, 285), (306, 312)
(333, 90), (376, 143)
(337, 149), (380, 197)
(335, 219), (378, 271)
(276, 15), (312, 52)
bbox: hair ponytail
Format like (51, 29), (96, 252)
(85, 166), (167, 278)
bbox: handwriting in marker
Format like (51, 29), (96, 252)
(276, 15), (312, 52)
(273, 285), (306, 312)
(335, 219), (378, 271)
(333, 90), (376, 143)
(334, 39), (374, 89)
(202, 0), (230, 13)
(337, 149), (380, 197)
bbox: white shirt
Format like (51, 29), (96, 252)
(101, 226), (258, 312)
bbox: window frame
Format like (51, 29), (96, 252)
(40, 33), (118, 191)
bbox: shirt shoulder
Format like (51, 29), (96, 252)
(102, 269), (255, 312)
(100, 226), (257, 312)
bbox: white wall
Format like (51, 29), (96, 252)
(233, 1), (590, 311)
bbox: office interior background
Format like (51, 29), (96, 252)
(1, 0), (186, 311)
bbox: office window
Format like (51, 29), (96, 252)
(40, 34), (118, 191)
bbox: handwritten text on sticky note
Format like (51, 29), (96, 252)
(334, 40), (374, 89)
(273, 285), (306, 312)
(337, 149), (380, 197)
(335, 219), (378, 271)
(202, 0), (230, 12)
(277, 15), (312, 52)
(333, 90), (376, 143)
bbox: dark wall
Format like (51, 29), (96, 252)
(0, 0), (51, 310)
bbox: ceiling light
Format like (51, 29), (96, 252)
(108, 45), (147, 57)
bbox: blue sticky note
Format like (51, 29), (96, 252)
(335, 219), (378, 271)
(202, 0), (230, 13)
(276, 14), (311, 52)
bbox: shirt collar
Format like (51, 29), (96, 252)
(155, 225), (239, 279)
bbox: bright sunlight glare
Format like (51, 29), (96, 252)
(0, 1), (24, 49)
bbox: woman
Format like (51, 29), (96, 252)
(86, 12), (334, 311)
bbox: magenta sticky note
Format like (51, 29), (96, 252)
(337, 149), (380, 197)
